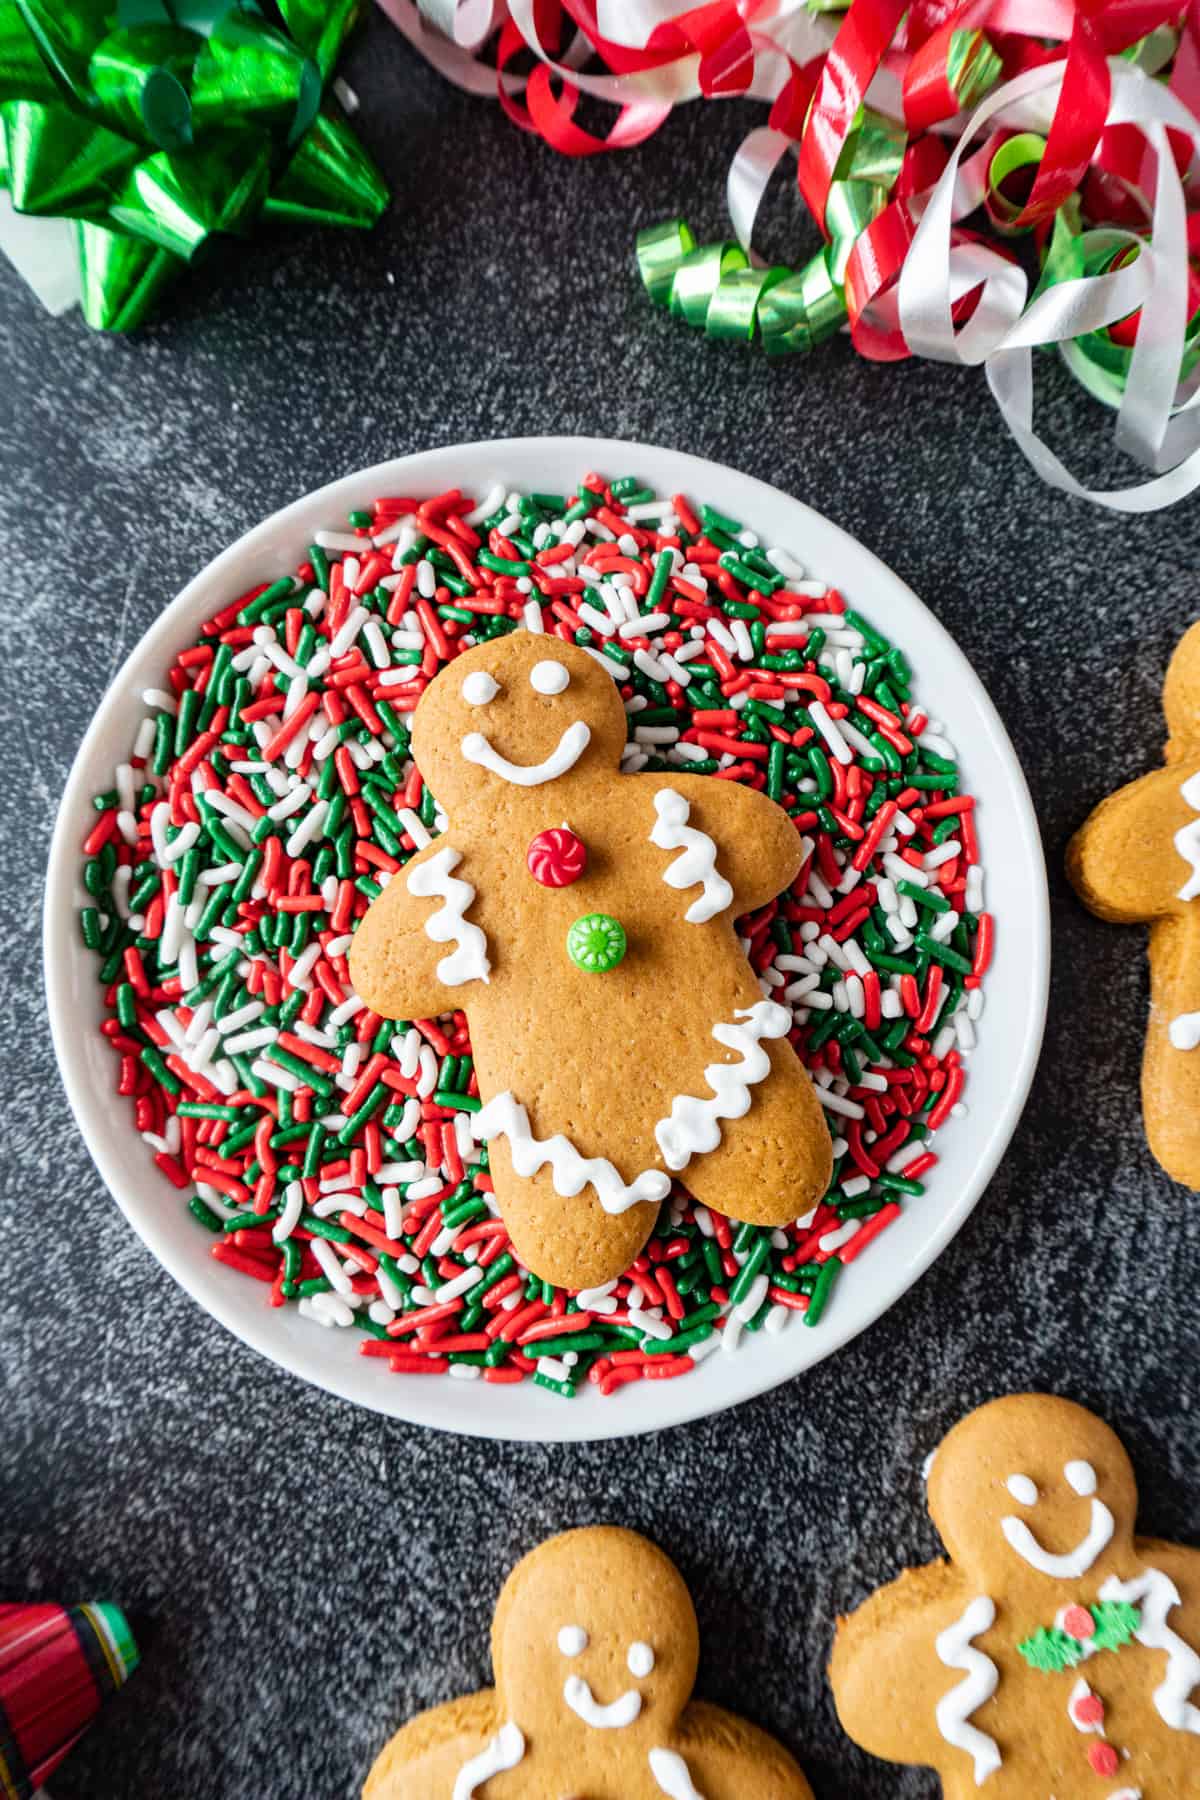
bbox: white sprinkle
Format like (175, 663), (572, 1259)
(733, 1272), (769, 1323)
(808, 700), (853, 765)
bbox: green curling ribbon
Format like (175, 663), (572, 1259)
(946, 28), (1002, 115)
(637, 104), (899, 355)
(637, 222), (849, 355)
(0, 0), (388, 329)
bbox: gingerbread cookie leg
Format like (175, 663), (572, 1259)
(676, 1037), (832, 1227)
(487, 1143), (662, 1291)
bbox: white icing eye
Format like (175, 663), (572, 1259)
(1065, 1460), (1097, 1497)
(1006, 1474), (1038, 1506)
(462, 671), (499, 706)
(557, 1625), (587, 1657)
(626, 1641), (655, 1678)
(531, 659), (570, 695)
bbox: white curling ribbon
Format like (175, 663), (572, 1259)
(374, 0), (513, 93)
(506, 0), (701, 108)
(899, 59), (1200, 511)
(728, 126), (794, 257)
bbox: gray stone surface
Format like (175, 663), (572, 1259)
(1, 15), (1198, 1798)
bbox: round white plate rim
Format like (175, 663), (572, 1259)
(45, 434), (1050, 1443)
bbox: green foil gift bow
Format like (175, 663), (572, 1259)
(0, 0), (387, 330)
(635, 106), (903, 356)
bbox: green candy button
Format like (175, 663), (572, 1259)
(567, 912), (627, 974)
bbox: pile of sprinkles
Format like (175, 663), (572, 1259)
(76, 472), (991, 1400)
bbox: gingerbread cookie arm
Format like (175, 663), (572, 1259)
(362, 1690), (504, 1799)
(830, 1561), (981, 1779)
(668, 1701), (814, 1799)
(1139, 910), (1200, 1185)
(1067, 765), (1194, 924)
(645, 774), (803, 921)
(348, 837), (491, 1022)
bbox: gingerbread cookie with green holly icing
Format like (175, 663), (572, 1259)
(830, 1393), (1200, 1798)
(349, 631), (832, 1290)
(363, 1525), (813, 1800)
(1068, 619), (1200, 1188)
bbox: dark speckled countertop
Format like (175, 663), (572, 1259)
(1, 13), (1198, 1798)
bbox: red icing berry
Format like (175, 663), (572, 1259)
(1087, 1743), (1120, 1777)
(527, 826), (587, 888)
(1073, 1694), (1105, 1728)
(1063, 1605), (1095, 1641)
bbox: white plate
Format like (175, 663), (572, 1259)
(45, 436), (1049, 1442)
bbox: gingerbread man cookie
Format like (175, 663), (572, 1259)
(349, 631), (832, 1290)
(830, 1393), (1200, 1797)
(1068, 619), (1200, 1187)
(363, 1525), (813, 1799)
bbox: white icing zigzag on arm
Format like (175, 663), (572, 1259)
(650, 788), (734, 923)
(452, 1721), (525, 1800)
(1173, 770), (1200, 900)
(935, 1596), (1002, 1786)
(472, 1093), (671, 1216)
(649, 1746), (706, 1798)
(406, 845), (491, 987)
(1100, 1567), (1200, 1735)
(655, 1002), (791, 1171)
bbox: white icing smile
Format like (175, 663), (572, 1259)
(1000, 1460), (1114, 1578)
(461, 721), (590, 786)
(563, 1673), (643, 1730)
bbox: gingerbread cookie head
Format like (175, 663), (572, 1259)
(491, 1526), (699, 1751)
(929, 1394), (1139, 1592)
(1162, 617), (1200, 749)
(411, 634), (628, 816)
(364, 1525), (815, 1799)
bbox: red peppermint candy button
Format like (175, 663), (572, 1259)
(1088, 1743), (1120, 1777)
(1063, 1605), (1095, 1641)
(527, 825), (587, 888)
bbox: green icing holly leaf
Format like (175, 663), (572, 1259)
(1018, 1602), (1142, 1673)
(1089, 1599), (1142, 1653)
(1018, 1627), (1087, 1673)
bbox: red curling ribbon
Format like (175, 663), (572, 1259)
(768, 55), (824, 140)
(1004, 0), (1110, 229)
(798, 0), (910, 236)
(497, 5), (672, 153)
(902, 0), (993, 130)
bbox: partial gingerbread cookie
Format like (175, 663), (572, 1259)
(363, 1525), (813, 1799)
(349, 631), (832, 1289)
(830, 1393), (1200, 1797)
(1068, 619), (1200, 1187)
